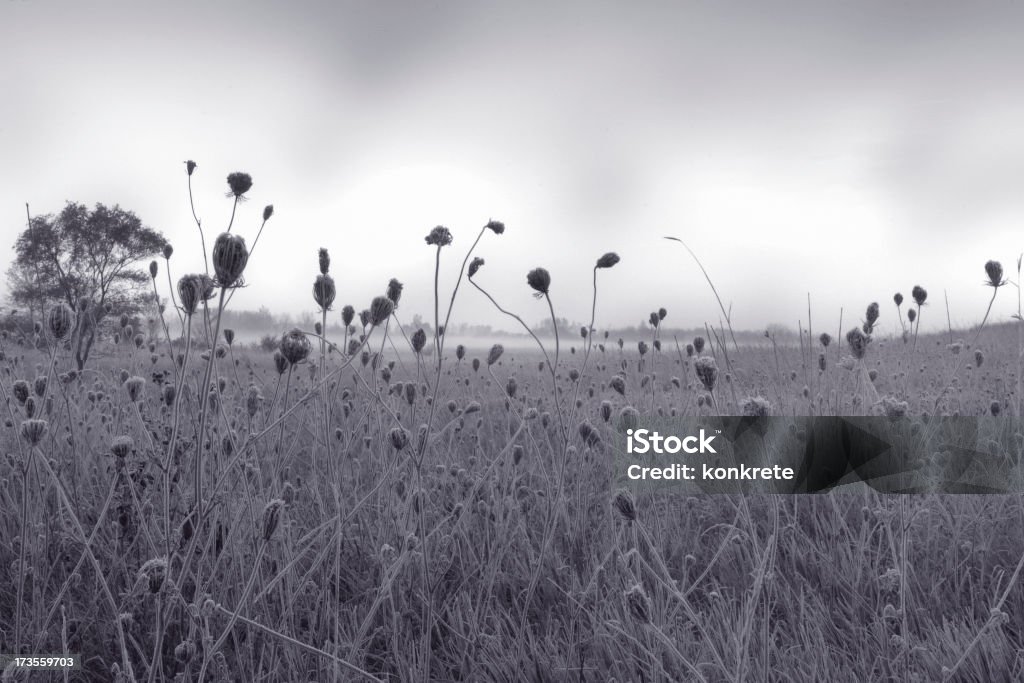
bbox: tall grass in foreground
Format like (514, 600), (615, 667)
(2, 162), (1024, 681)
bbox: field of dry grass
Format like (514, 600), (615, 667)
(2, 169), (1023, 683)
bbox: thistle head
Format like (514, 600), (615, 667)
(596, 252), (620, 269)
(425, 226), (453, 247)
(526, 267), (551, 297)
(911, 285), (927, 306)
(226, 171), (253, 198)
(985, 260), (1005, 288)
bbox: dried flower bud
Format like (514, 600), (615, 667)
(212, 232), (248, 287)
(596, 252), (620, 269)
(226, 171), (253, 198)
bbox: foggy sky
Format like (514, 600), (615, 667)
(2, 0), (1024, 335)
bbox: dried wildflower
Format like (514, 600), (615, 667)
(985, 260), (1005, 288)
(618, 406), (640, 431)
(185, 160), (197, 176)
(637, 341), (648, 356)
(485, 219), (505, 234)
(12, 380), (29, 405)
(819, 333), (832, 348)
(455, 344), (466, 360)
(865, 302), (880, 332)
(624, 584), (652, 624)
(846, 327), (869, 360)
(911, 285), (927, 307)
(124, 376), (145, 403)
(579, 420), (600, 447)
(487, 344), (504, 366)
(263, 204), (274, 221)
(612, 489), (636, 522)
(20, 418), (47, 445)
(261, 499), (285, 542)
(425, 226), (453, 246)
(596, 252), (620, 269)
(149, 260), (158, 279)
(694, 356), (718, 392)
(600, 400), (612, 422)
(316, 247), (330, 275)
(313, 274), (336, 310)
(212, 232), (248, 287)
(526, 267), (551, 296)
(46, 303), (75, 341)
(280, 328), (311, 365)
(975, 349), (984, 368)
(137, 556), (167, 594)
(740, 396), (771, 417)
(991, 401), (1002, 417)
(693, 336), (705, 354)
(386, 278), (404, 307)
(880, 396), (908, 419)
(389, 427), (409, 451)
(468, 257), (484, 278)
(907, 308), (916, 323)
(338, 305), (354, 328)
(111, 435), (134, 458)
(369, 296), (394, 325)
(410, 328), (427, 354)
(273, 350), (289, 376)
(506, 377), (518, 398)
(226, 171), (253, 198)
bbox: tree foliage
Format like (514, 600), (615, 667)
(7, 202), (167, 367)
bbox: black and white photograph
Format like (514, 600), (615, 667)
(2, 1), (1024, 680)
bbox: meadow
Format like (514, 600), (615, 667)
(1, 169), (1023, 682)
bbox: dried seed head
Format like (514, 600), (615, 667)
(411, 328), (427, 354)
(596, 252), (620, 269)
(612, 489), (636, 521)
(468, 257), (484, 278)
(149, 260), (158, 279)
(893, 292), (903, 306)
(658, 307), (667, 321)
(359, 309), (371, 328)
(369, 296), (394, 326)
(313, 274), (336, 310)
(693, 336), (705, 354)
(865, 302), (880, 329)
(389, 427), (409, 451)
(846, 327), (869, 360)
(985, 260), (1005, 288)
(526, 267), (551, 296)
(223, 329), (235, 346)
(911, 285), (927, 306)
(485, 219), (505, 234)
(618, 406), (640, 432)
(609, 375), (626, 396)
(624, 584), (652, 624)
(455, 344), (466, 360)
(694, 356), (718, 392)
(138, 556), (168, 594)
(261, 499), (285, 542)
(226, 171), (253, 198)
(212, 232), (248, 287)
(124, 376), (145, 402)
(185, 160), (197, 176)
(263, 204), (274, 221)
(907, 308), (917, 323)
(341, 305), (355, 327)
(20, 418), (47, 445)
(386, 278), (404, 307)
(318, 247), (330, 275)
(280, 328), (311, 365)
(740, 395), (772, 417)
(273, 350), (289, 375)
(425, 225), (453, 246)
(819, 333), (832, 348)
(46, 303), (75, 342)
(111, 435), (134, 458)
(487, 344), (504, 366)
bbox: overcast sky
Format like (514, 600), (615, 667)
(2, 0), (1024, 334)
